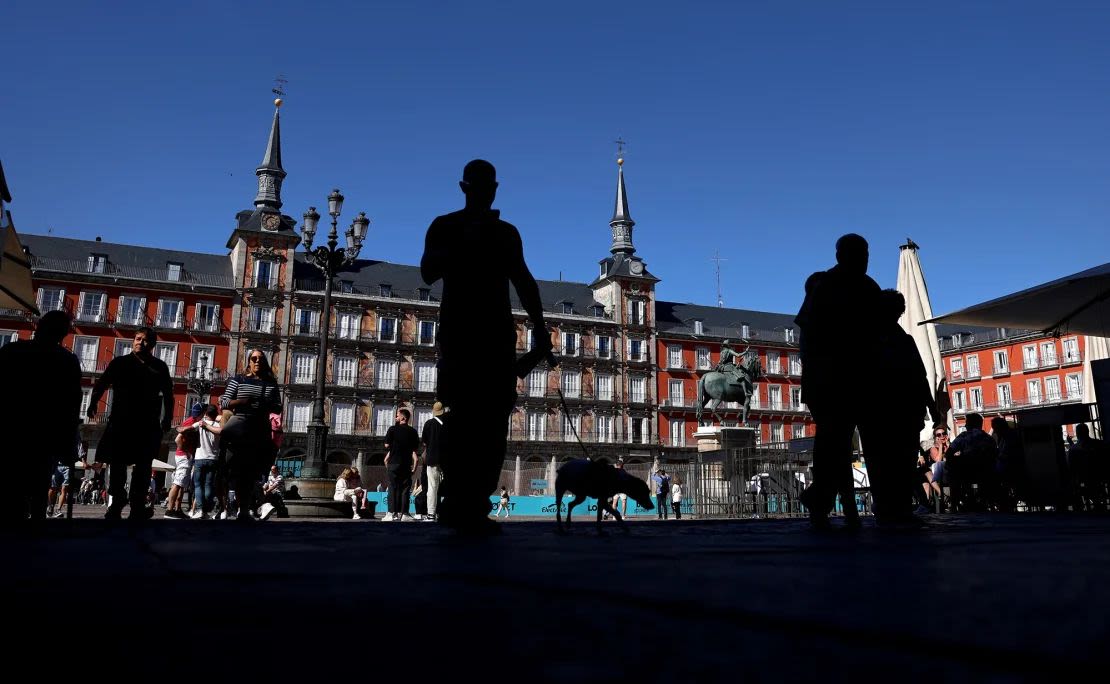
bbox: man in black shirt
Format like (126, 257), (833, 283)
(421, 401), (447, 521)
(384, 408), (420, 521)
(88, 327), (174, 520)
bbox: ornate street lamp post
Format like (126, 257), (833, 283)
(187, 351), (220, 406)
(300, 189), (370, 478)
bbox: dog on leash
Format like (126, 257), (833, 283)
(555, 458), (654, 533)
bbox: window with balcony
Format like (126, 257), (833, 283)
(790, 387), (803, 410)
(527, 369), (546, 397)
(627, 299), (645, 325)
(669, 418), (686, 447)
(79, 388), (92, 419)
(596, 373), (614, 402)
(696, 347), (710, 370)
(596, 414), (614, 443)
(768, 385), (782, 410)
(953, 390), (966, 412)
(292, 353), (316, 384)
(334, 356), (357, 387)
(374, 406), (394, 436)
(38, 287), (65, 313)
(156, 299), (184, 329)
(629, 376), (646, 404)
(190, 345), (215, 380)
(970, 387), (983, 411)
(376, 360), (398, 390)
(194, 302), (220, 332)
(527, 411), (546, 441)
(1063, 338), (1080, 363)
(413, 405), (433, 430)
(669, 379), (684, 406)
(113, 339), (132, 358)
(1022, 345), (1038, 370)
(596, 335), (612, 359)
(993, 350), (1009, 374)
(0, 331), (17, 348)
(295, 308), (321, 336)
(336, 312), (360, 340)
(248, 306), (274, 333)
(77, 292), (106, 323)
(788, 353), (802, 376)
(771, 423), (785, 443)
(966, 354), (980, 378)
(630, 416), (649, 444)
(749, 383), (761, 408)
(378, 317), (397, 342)
(792, 423), (806, 440)
(562, 413), (580, 442)
(154, 343), (177, 373)
(332, 402), (355, 435)
(415, 361), (437, 392)
(561, 370), (581, 399)
(167, 262), (182, 282)
(73, 336), (99, 373)
(1027, 379), (1042, 405)
(418, 320), (436, 345)
(1045, 376), (1061, 401)
(1065, 373), (1082, 398)
(997, 384), (1011, 408)
(87, 254), (107, 274)
(253, 260), (276, 289)
(562, 331), (578, 356)
(114, 295), (144, 326)
(628, 339), (644, 362)
(287, 401), (311, 433)
(950, 357), (964, 379)
(766, 351), (781, 375)
(667, 345), (683, 369)
(1040, 341), (1058, 366)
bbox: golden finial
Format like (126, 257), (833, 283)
(274, 98), (283, 108)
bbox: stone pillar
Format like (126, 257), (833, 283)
(514, 456), (522, 497)
(547, 456), (557, 495)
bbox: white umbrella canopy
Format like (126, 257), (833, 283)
(926, 261), (1110, 337)
(896, 239), (948, 443)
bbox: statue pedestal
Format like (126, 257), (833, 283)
(694, 426), (757, 453)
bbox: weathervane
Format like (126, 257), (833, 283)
(614, 137), (627, 165)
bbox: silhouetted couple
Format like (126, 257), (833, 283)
(421, 159), (551, 534)
(796, 234), (938, 529)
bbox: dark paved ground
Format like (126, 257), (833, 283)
(5, 513), (1107, 681)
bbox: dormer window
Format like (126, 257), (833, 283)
(784, 328), (795, 343)
(418, 288), (431, 302)
(379, 284), (392, 298)
(591, 305), (605, 318)
(340, 280), (354, 294)
(740, 324), (750, 339)
(952, 333), (963, 347)
(693, 320), (704, 335)
(166, 262), (182, 282)
(561, 302), (574, 315)
(87, 254), (107, 274)
(600, 263), (607, 278)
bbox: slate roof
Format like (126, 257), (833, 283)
(656, 300), (799, 344)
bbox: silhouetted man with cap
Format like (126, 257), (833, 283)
(795, 233), (881, 528)
(421, 159), (551, 533)
(0, 310), (81, 523)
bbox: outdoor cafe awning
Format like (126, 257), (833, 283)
(925, 261), (1110, 337)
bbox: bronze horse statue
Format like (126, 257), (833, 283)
(696, 354), (762, 425)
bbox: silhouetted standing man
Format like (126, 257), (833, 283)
(421, 160), (551, 533)
(88, 327), (173, 520)
(795, 234), (880, 528)
(0, 310), (81, 523)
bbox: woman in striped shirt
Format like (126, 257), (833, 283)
(220, 349), (282, 519)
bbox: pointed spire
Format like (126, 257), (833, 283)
(609, 156), (636, 255)
(254, 101), (287, 211)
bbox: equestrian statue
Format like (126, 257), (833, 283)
(696, 339), (762, 425)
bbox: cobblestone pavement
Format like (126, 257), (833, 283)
(5, 512), (1107, 681)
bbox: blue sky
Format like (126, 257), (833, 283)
(3, 1), (1108, 316)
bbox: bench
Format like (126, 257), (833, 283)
(283, 498), (378, 519)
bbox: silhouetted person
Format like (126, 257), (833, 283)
(991, 416), (1027, 512)
(868, 290), (939, 524)
(421, 159), (551, 533)
(795, 234), (881, 528)
(0, 310), (81, 523)
(88, 327), (173, 521)
(944, 412), (997, 511)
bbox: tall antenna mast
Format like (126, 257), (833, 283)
(711, 250), (727, 307)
